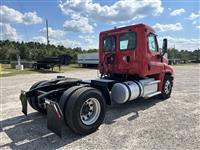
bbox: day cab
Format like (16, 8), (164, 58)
(99, 23), (174, 92)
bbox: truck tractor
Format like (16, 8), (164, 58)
(20, 24), (174, 137)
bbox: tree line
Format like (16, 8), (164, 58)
(0, 40), (199, 63)
(168, 48), (200, 63)
(0, 40), (98, 62)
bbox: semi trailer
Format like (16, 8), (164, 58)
(20, 24), (174, 137)
(77, 52), (98, 66)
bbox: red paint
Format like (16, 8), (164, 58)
(99, 24), (174, 90)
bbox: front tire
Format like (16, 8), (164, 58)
(65, 87), (106, 135)
(160, 75), (173, 99)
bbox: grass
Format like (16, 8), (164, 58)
(172, 63), (199, 66)
(2, 63), (197, 77)
(0, 64), (35, 77)
(0, 64), (95, 77)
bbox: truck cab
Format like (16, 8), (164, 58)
(99, 24), (173, 78)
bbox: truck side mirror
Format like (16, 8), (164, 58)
(162, 38), (168, 55)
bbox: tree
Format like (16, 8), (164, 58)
(0, 40), (199, 64)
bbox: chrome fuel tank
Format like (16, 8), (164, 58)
(111, 78), (160, 104)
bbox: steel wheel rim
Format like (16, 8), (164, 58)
(80, 98), (101, 125)
(164, 80), (171, 95)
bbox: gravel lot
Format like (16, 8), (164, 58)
(0, 65), (200, 150)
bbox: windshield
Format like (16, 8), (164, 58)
(102, 35), (116, 51)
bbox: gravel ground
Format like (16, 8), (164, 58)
(0, 65), (200, 150)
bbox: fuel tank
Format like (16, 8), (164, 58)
(111, 78), (160, 104)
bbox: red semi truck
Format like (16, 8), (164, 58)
(20, 24), (174, 137)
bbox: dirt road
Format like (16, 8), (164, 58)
(0, 65), (200, 150)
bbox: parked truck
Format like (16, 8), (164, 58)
(20, 24), (174, 137)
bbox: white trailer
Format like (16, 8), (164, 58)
(77, 53), (98, 66)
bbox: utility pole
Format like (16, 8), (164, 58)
(46, 19), (49, 45)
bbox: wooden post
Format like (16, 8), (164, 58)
(59, 65), (61, 72)
(0, 64), (2, 74)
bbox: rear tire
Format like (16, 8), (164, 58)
(160, 75), (173, 99)
(29, 80), (48, 114)
(65, 87), (106, 135)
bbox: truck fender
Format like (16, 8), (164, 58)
(164, 64), (174, 77)
(158, 71), (173, 91)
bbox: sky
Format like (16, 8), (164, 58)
(0, 0), (200, 51)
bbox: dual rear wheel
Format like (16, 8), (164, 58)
(64, 87), (106, 135)
(28, 81), (106, 135)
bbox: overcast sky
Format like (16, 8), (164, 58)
(1, 0), (200, 51)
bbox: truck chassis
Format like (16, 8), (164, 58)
(20, 74), (173, 137)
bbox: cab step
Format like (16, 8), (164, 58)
(144, 91), (161, 99)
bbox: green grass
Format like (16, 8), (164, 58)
(1, 63), (198, 77)
(0, 64), (35, 77)
(0, 64), (95, 77)
(172, 63), (199, 66)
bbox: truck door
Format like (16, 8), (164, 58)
(147, 33), (164, 74)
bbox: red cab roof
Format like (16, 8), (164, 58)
(100, 23), (155, 34)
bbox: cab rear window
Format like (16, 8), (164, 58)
(119, 32), (136, 50)
(102, 35), (116, 51)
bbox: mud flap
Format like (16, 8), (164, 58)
(46, 100), (64, 137)
(20, 90), (27, 115)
